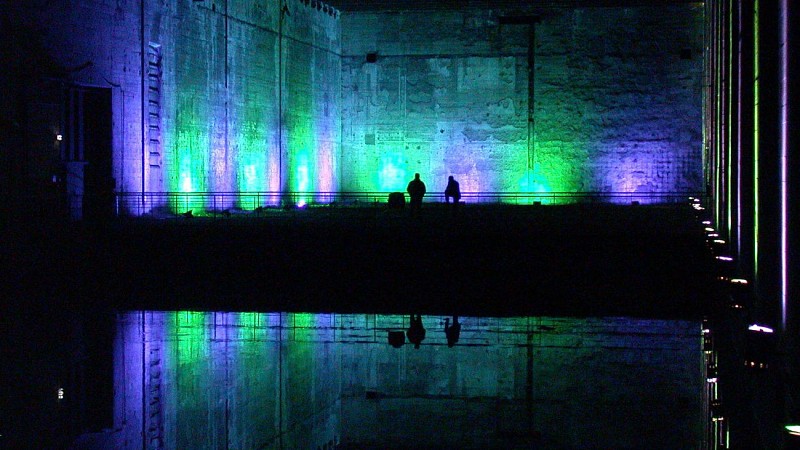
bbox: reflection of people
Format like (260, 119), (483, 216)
(407, 314), (426, 349)
(406, 173), (426, 214)
(445, 316), (461, 347)
(444, 176), (461, 208)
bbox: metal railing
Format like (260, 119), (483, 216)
(114, 191), (705, 217)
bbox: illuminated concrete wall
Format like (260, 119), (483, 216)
(10, 2), (704, 213)
(10, 0), (341, 213)
(150, 0), (341, 210)
(110, 312), (703, 449)
(341, 6), (704, 198)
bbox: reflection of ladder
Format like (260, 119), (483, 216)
(147, 43), (162, 170)
(147, 341), (165, 447)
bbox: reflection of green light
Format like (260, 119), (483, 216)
(174, 311), (207, 363)
(237, 312), (266, 341)
(293, 313), (314, 328)
(785, 425), (800, 436)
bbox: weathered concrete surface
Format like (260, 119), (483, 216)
(341, 6), (704, 194)
(5, 0), (341, 200)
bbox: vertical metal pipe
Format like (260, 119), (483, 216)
(779, 0), (788, 330)
(140, 311), (146, 450)
(279, 4), (288, 202)
(527, 23), (536, 190)
(225, 0), (229, 201)
(141, 0), (146, 208)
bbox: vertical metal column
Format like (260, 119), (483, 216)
(140, 0), (146, 212)
(527, 23), (536, 190)
(499, 16), (540, 190)
(279, 3), (289, 204)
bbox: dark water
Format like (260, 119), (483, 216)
(68, 312), (705, 449)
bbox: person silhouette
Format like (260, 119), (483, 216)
(445, 316), (461, 347)
(444, 175), (461, 211)
(407, 314), (426, 349)
(406, 173), (426, 215)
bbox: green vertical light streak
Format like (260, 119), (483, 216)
(171, 310), (210, 447)
(234, 28), (275, 209)
(753, 0), (760, 275)
(169, 31), (210, 213)
(286, 45), (315, 206)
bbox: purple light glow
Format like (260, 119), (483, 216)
(779, 0), (789, 329)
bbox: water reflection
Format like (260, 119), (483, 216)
(111, 312), (703, 449)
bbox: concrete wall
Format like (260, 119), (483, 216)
(111, 312), (704, 449)
(340, 5), (704, 196)
(5, 0), (341, 214)
(5, 2), (703, 215)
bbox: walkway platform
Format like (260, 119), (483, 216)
(5, 202), (717, 319)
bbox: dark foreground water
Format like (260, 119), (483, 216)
(71, 312), (704, 449)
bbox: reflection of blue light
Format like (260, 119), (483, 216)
(114, 312), (705, 448)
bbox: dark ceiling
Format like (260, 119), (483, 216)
(326, 0), (701, 12)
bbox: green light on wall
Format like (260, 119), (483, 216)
(236, 118), (270, 205)
(179, 154), (195, 192)
(294, 152), (310, 206)
(378, 153), (407, 191)
(753, 0), (760, 274)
